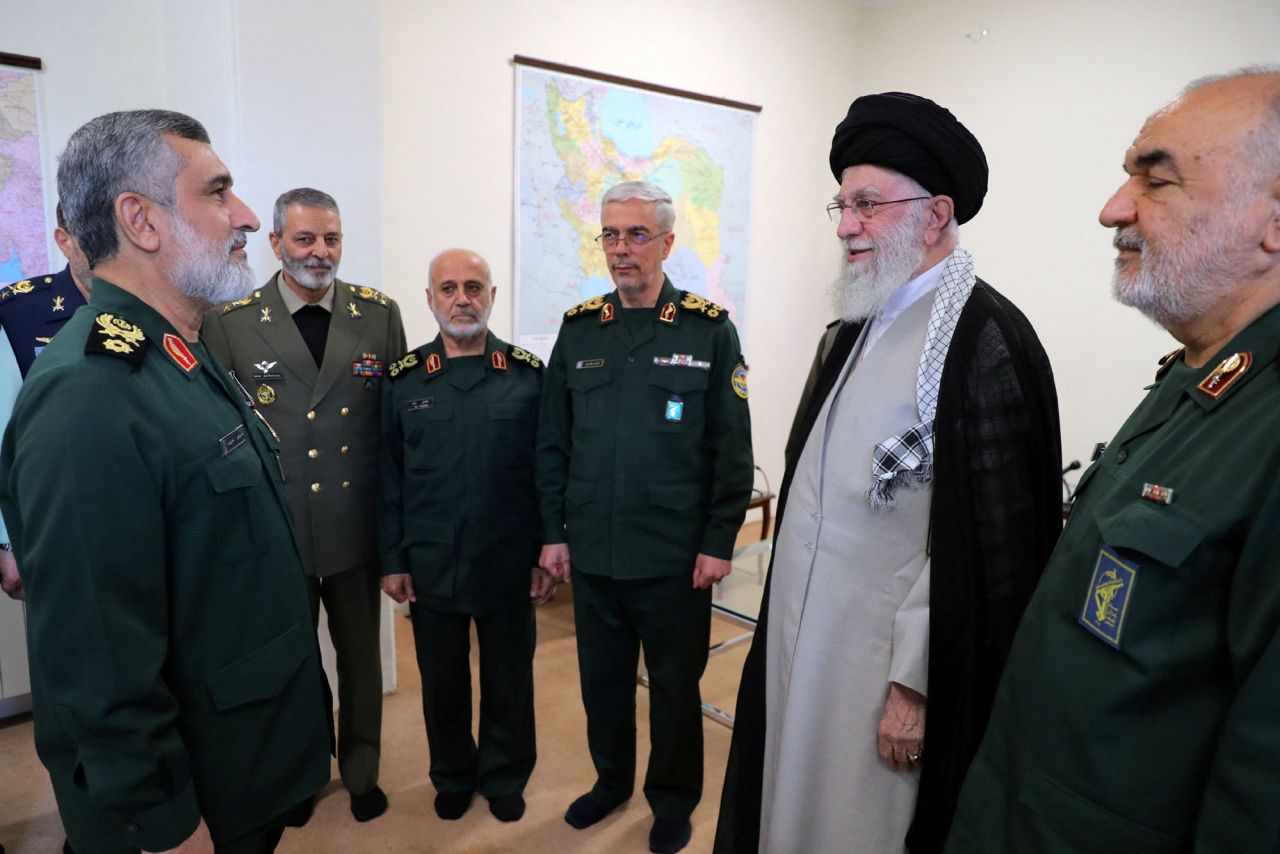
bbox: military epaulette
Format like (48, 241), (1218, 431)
(509, 345), (543, 370)
(1154, 347), (1184, 380)
(347, 284), (391, 307)
(0, 277), (45, 302)
(564, 295), (607, 321)
(85, 312), (148, 370)
(219, 289), (263, 314)
(388, 351), (421, 380)
(679, 291), (728, 322)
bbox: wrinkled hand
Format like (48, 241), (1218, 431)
(530, 566), (557, 604)
(539, 543), (571, 582)
(692, 553), (732, 589)
(878, 682), (926, 772)
(380, 573), (416, 604)
(144, 819), (213, 854)
(0, 549), (22, 601)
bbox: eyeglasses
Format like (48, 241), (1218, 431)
(594, 229), (670, 248)
(825, 197), (931, 222)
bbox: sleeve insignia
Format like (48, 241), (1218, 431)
(388, 352), (420, 380)
(679, 291), (728, 322)
(348, 284), (391, 307)
(85, 312), (148, 369)
(509, 345), (543, 370)
(564, 295), (606, 320)
(732, 363), (749, 399)
(220, 290), (263, 314)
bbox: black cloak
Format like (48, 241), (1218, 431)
(714, 280), (1062, 853)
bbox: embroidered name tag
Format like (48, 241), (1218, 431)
(220, 424), (248, 457)
(407, 398), (435, 412)
(576, 358), (605, 369)
(1079, 546), (1138, 649)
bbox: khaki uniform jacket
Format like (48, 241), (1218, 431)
(378, 333), (543, 614)
(203, 275), (406, 577)
(947, 302), (1280, 853)
(0, 280), (330, 851)
(535, 278), (754, 578)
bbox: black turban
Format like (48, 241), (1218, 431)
(829, 92), (988, 224)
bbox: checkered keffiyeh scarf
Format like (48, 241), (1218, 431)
(868, 248), (976, 510)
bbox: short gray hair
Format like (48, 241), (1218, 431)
(272, 187), (340, 235)
(601, 181), (676, 232)
(56, 110), (209, 268)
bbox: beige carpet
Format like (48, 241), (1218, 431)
(0, 524), (764, 853)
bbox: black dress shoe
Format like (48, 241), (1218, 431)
(283, 797), (315, 828)
(648, 816), (692, 854)
(487, 793), (526, 822)
(564, 792), (625, 829)
(434, 789), (474, 820)
(350, 785), (388, 822)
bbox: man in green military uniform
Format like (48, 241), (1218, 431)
(1, 110), (330, 852)
(536, 181), (754, 854)
(946, 68), (1280, 853)
(380, 248), (550, 824)
(203, 188), (405, 823)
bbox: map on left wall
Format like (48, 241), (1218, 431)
(0, 68), (49, 285)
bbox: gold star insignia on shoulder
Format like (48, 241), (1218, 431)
(509, 346), (543, 370)
(679, 291), (728, 321)
(220, 290), (262, 314)
(564, 295), (606, 320)
(348, 284), (390, 306)
(85, 312), (148, 368)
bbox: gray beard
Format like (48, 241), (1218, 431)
(168, 215), (256, 307)
(829, 207), (928, 322)
(282, 253), (337, 290)
(1111, 215), (1246, 329)
(433, 306), (491, 342)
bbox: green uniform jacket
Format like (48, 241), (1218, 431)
(947, 302), (1280, 853)
(0, 280), (330, 852)
(535, 278), (753, 577)
(379, 332), (543, 614)
(202, 275), (406, 577)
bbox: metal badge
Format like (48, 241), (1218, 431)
(665, 395), (684, 422)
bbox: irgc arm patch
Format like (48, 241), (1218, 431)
(85, 313), (148, 370)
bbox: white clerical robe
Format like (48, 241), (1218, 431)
(760, 289), (934, 854)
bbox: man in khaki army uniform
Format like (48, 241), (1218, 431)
(203, 188), (405, 823)
(536, 181), (754, 854)
(2, 109), (330, 853)
(947, 68), (1280, 853)
(380, 248), (551, 824)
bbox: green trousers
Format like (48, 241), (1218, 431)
(571, 570), (712, 820)
(307, 563), (383, 795)
(409, 599), (537, 796)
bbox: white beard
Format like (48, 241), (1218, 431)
(829, 203), (928, 322)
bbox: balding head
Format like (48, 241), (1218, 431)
(427, 248), (495, 350)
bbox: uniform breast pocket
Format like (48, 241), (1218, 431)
(1085, 499), (1211, 671)
(566, 366), (612, 430)
(404, 403), (455, 452)
(647, 366), (708, 433)
(488, 401), (537, 468)
(203, 446), (268, 563)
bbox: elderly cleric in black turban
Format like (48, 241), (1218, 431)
(829, 92), (989, 225)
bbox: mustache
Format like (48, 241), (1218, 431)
(228, 231), (249, 251)
(842, 237), (873, 253)
(1114, 229), (1143, 252)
